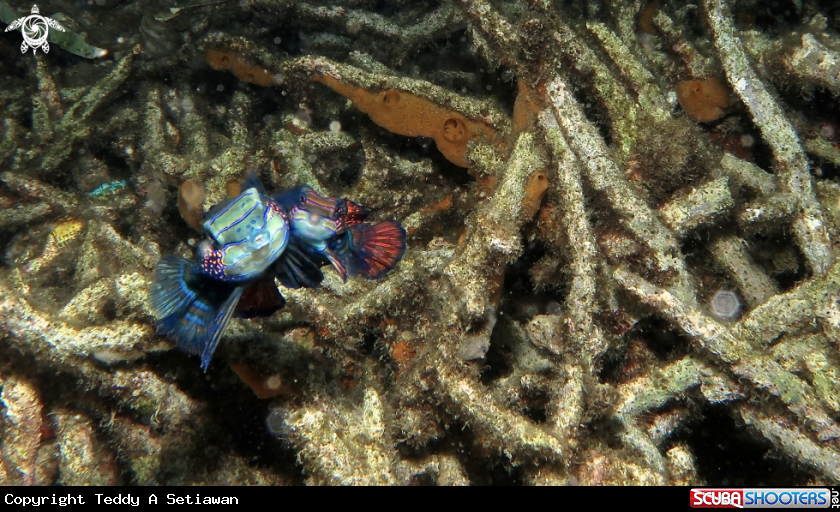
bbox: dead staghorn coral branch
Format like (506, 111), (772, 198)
(294, 0), (463, 65)
(658, 177), (734, 237)
(709, 235), (778, 308)
(733, 260), (840, 347)
(652, 9), (714, 80)
(740, 405), (840, 482)
(785, 33), (840, 95)
(544, 76), (697, 306)
(704, 0), (833, 275)
(444, 132), (542, 322)
(432, 352), (568, 463)
(586, 21), (670, 122)
(718, 152), (776, 197)
(614, 265), (840, 444)
(536, 109), (607, 359)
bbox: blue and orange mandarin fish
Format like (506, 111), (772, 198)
(274, 185), (406, 281)
(149, 173), (406, 370)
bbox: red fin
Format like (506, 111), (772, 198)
(346, 220), (406, 279)
(236, 278), (285, 318)
(343, 200), (369, 227)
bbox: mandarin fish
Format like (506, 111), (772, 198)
(274, 185), (406, 281)
(149, 173), (323, 370)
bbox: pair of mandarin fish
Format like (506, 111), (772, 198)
(149, 173), (406, 370)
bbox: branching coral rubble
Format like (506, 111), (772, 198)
(2, 0), (840, 485)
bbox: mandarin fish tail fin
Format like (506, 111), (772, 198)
(333, 220), (406, 280)
(149, 256), (244, 371)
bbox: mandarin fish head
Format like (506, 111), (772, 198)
(284, 188), (351, 244)
(273, 185), (345, 219)
(272, 185), (312, 211)
(289, 202), (346, 244)
(276, 186), (365, 227)
(300, 188), (347, 220)
(198, 187), (290, 282)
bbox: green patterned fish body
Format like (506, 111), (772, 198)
(199, 187), (289, 282)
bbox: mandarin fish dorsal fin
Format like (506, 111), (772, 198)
(239, 171), (266, 195)
(272, 185), (312, 210)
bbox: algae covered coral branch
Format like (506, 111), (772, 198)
(2, 0), (840, 486)
(453, 0), (840, 484)
(703, 0), (834, 276)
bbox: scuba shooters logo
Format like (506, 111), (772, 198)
(4, 4), (65, 55)
(691, 489), (743, 509)
(691, 488), (831, 508)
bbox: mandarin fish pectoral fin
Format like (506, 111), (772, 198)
(323, 246), (349, 282)
(273, 240), (325, 289)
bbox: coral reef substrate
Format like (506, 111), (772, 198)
(2, 0), (840, 486)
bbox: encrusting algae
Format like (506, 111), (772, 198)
(1, 0), (840, 487)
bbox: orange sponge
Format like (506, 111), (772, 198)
(390, 339), (416, 369)
(512, 79), (544, 136)
(313, 75), (498, 167)
(225, 180), (241, 199)
(522, 170), (548, 219)
(177, 179), (205, 232)
(676, 78), (732, 122)
(205, 49), (276, 87)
